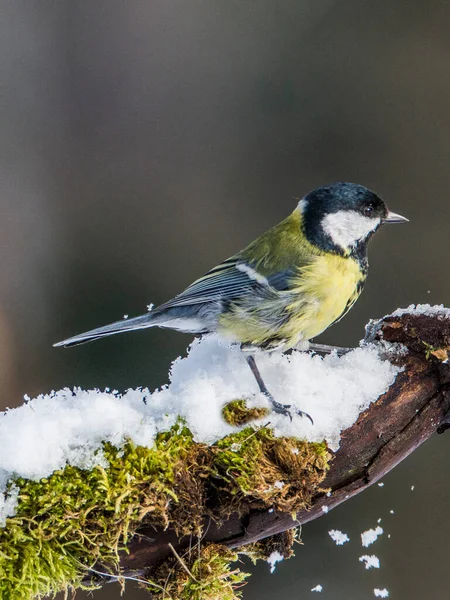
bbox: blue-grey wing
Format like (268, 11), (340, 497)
(265, 269), (295, 291)
(158, 257), (294, 310)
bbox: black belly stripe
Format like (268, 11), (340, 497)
(343, 278), (365, 316)
(332, 276), (366, 327)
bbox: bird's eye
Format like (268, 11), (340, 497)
(363, 204), (374, 217)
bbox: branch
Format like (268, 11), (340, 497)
(119, 310), (450, 575)
(3, 307), (450, 599)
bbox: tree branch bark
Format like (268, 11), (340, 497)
(116, 311), (450, 575)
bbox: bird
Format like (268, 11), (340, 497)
(55, 182), (408, 423)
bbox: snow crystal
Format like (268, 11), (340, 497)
(359, 554), (380, 569)
(361, 526), (384, 547)
(411, 485), (415, 491)
(311, 584), (323, 592)
(0, 334), (400, 522)
(321, 505), (329, 513)
(391, 303), (450, 319)
(378, 482), (384, 487)
(267, 551), (284, 573)
(0, 485), (19, 527)
(374, 588), (389, 598)
(329, 529), (350, 545)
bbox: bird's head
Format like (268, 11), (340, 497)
(298, 182), (408, 256)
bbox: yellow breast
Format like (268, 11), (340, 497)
(282, 253), (364, 344)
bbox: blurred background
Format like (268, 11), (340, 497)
(1, 1), (449, 598)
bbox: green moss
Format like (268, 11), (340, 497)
(0, 421), (208, 599)
(222, 400), (270, 426)
(240, 528), (299, 563)
(148, 543), (249, 600)
(147, 531), (301, 599)
(211, 427), (330, 516)
(0, 418), (331, 599)
(423, 341), (449, 362)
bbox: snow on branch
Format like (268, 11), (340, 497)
(1, 305), (450, 599)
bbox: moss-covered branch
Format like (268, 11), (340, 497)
(0, 414), (329, 598)
(1, 309), (450, 599)
(118, 311), (450, 582)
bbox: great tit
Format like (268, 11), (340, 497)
(55, 182), (407, 422)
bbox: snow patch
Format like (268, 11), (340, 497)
(359, 554), (380, 569)
(267, 551), (284, 574)
(0, 334), (400, 523)
(329, 529), (350, 546)
(361, 526), (384, 547)
(0, 485), (19, 528)
(391, 303), (450, 319)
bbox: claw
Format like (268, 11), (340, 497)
(297, 409), (314, 426)
(266, 394), (314, 425)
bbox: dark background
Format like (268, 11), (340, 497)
(1, 1), (450, 598)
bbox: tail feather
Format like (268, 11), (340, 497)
(53, 313), (158, 348)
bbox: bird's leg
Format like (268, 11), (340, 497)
(245, 353), (271, 396)
(308, 342), (352, 356)
(243, 351), (313, 424)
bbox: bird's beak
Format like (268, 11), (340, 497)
(382, 211), (409, 224)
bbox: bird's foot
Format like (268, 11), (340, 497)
(265, 393), (314, 425)
(244, 352), (314, 424)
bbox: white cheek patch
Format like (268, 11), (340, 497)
(322, 210), (381, 249)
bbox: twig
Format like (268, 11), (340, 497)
(85, 565), (172, 598)
(168, 543), (199, 584)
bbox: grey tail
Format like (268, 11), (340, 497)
(53, 313), (159, 348)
